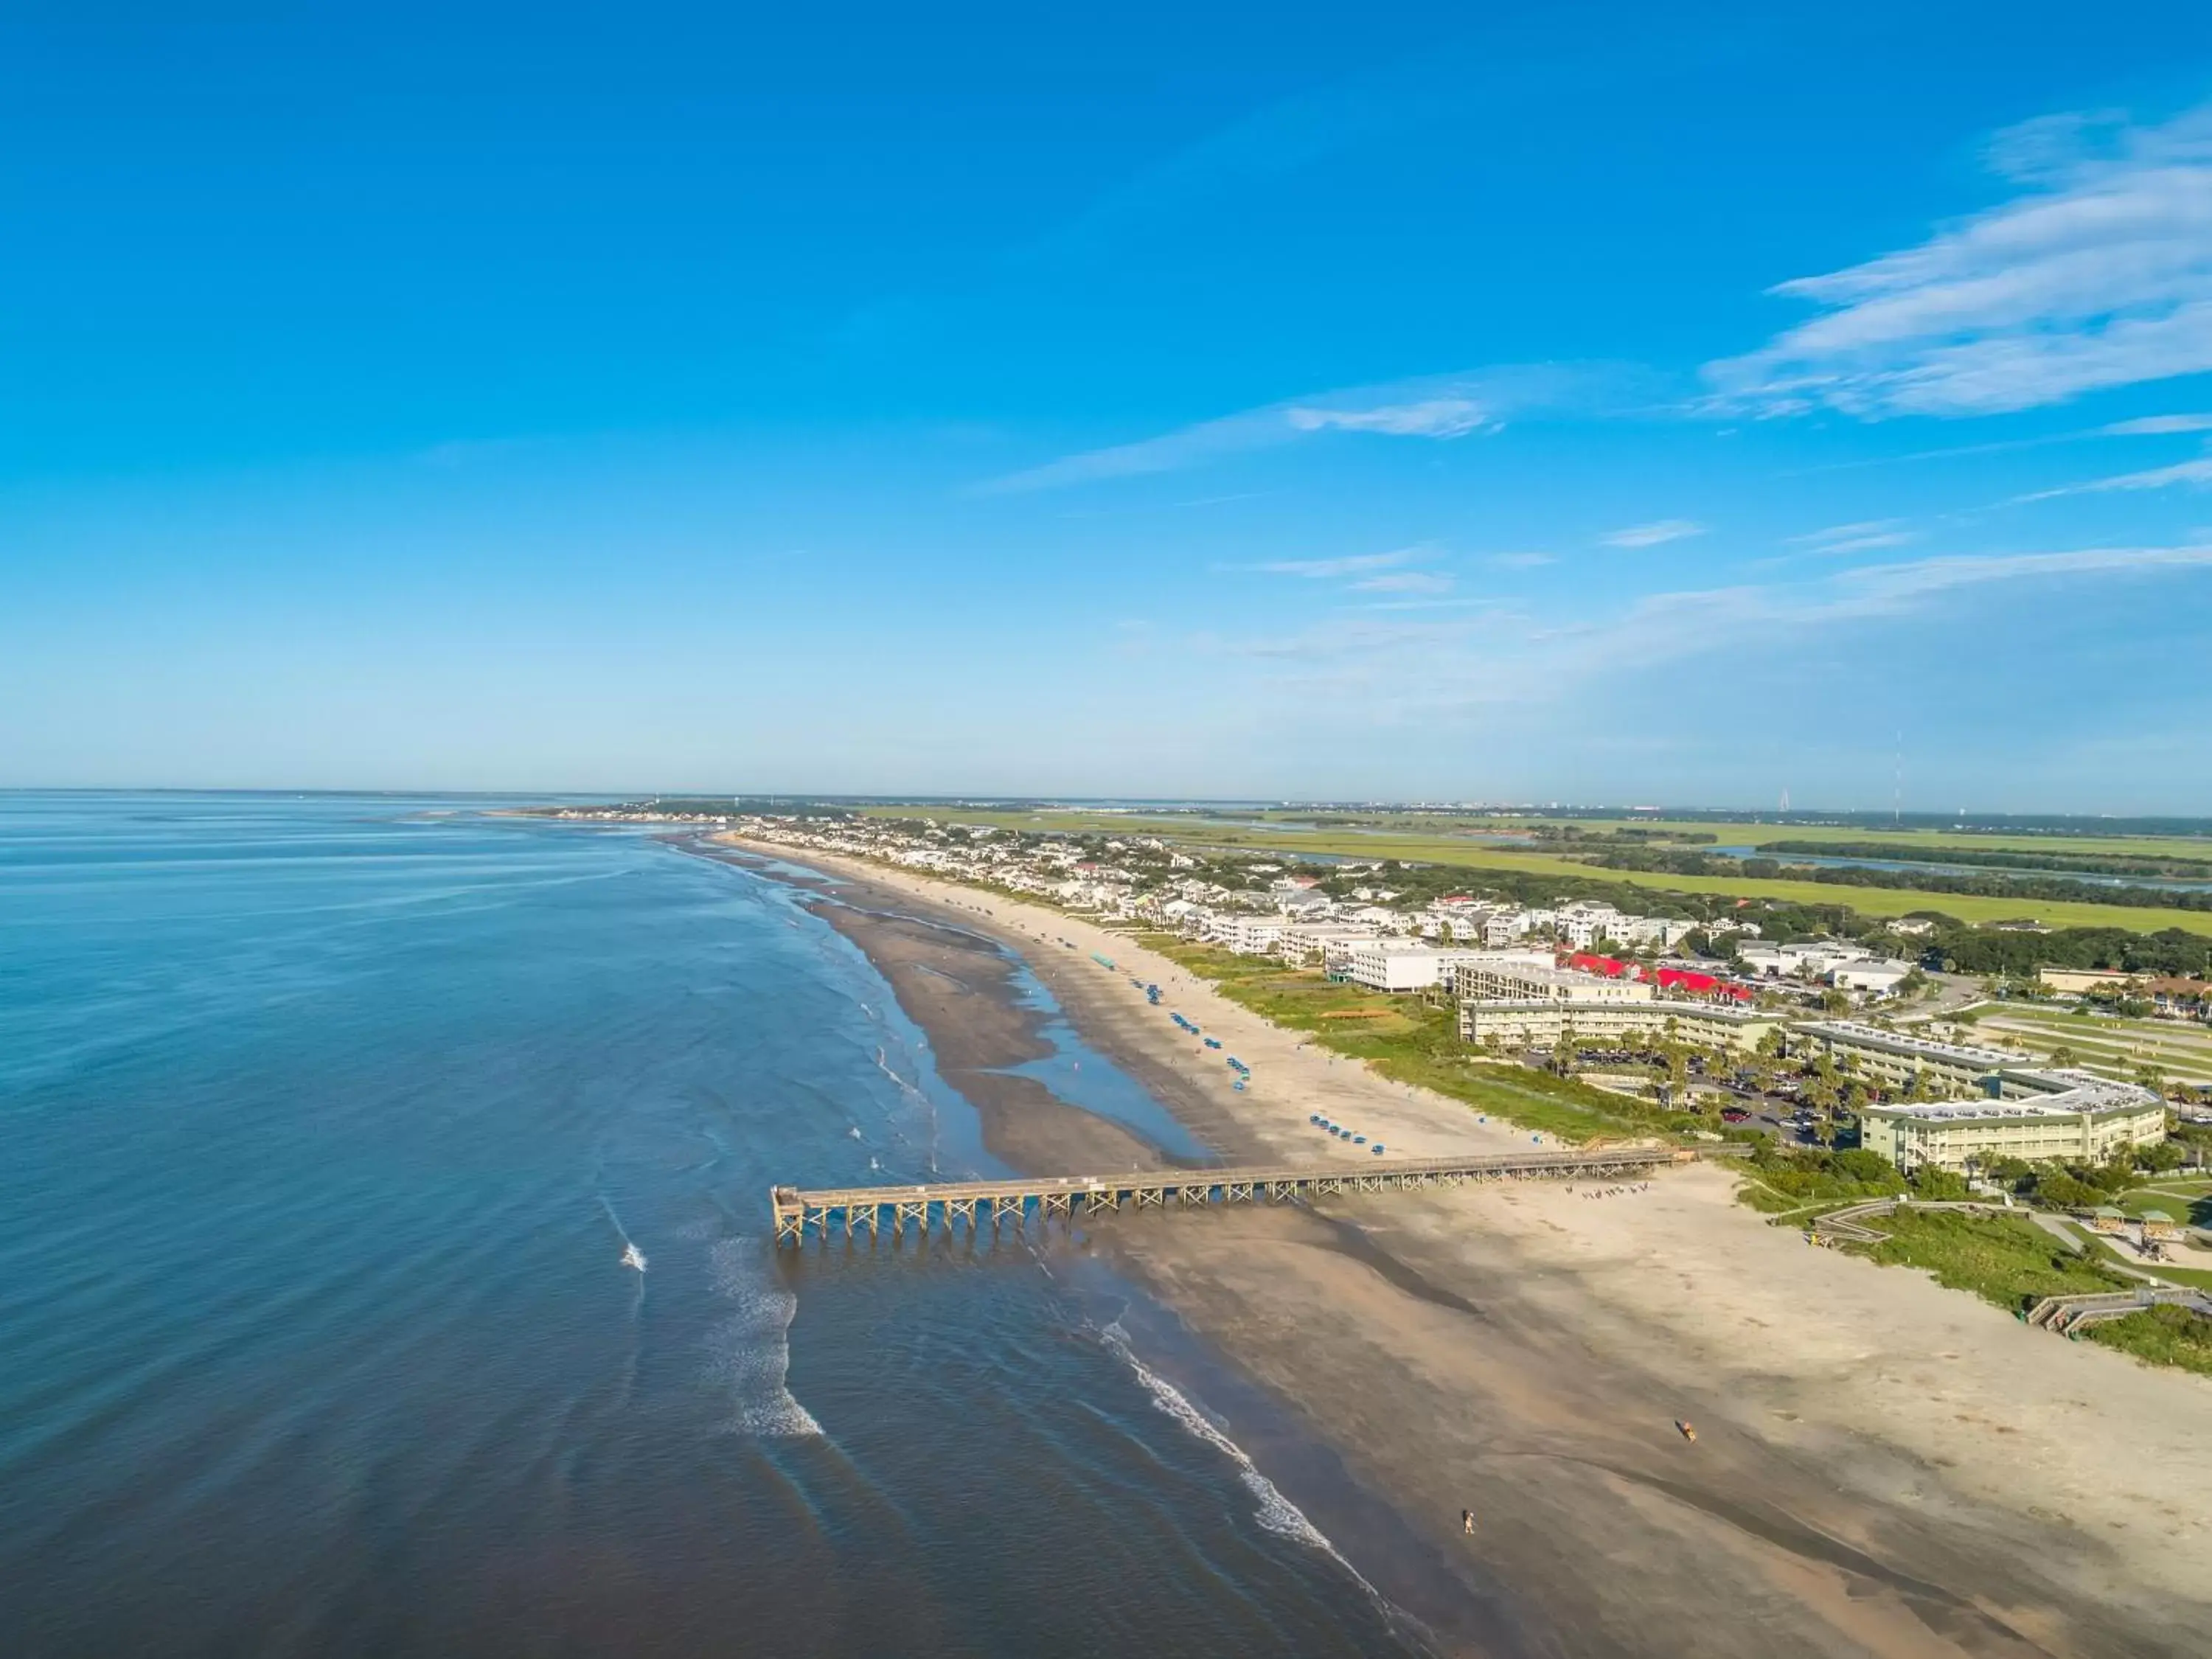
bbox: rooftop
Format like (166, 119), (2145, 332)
(1862, 1082), (2163, 1122)
(1793, 1020), (2020, 1068)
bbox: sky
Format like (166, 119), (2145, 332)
(10, 1), (2212, 810)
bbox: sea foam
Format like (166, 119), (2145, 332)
(1099, 1321), (1371, 1586)
(706, 1238), (824, 1439)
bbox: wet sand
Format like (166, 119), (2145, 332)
(723, 838), (2212, 1658)
(793, 886), (1189, 1175)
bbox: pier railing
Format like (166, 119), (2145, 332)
(771, 1145), (1686, 1245)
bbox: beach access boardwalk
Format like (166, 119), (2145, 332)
(772, 1144), (1689, 1245)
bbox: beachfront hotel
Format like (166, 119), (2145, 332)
(1797, 1021), (2168, 1171)
(1857, 1091), (2168, 1172)
(1790, 1020), (2026, 1095)
(1451, 961), (1654, 1005)
(1457, 999), (1783, 1053)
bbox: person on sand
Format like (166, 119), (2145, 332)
(1461, 1509), (1475, 1535)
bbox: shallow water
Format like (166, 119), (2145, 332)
(0, 793), (1405, 1658)
(1708, 844), (2212, 891)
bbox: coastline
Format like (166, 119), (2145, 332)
(720, 835), (2212, 1658)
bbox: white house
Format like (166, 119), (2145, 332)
(1831, 958), (1916, 994)
(1346, 943), (1456, 992)
(1219, 917), (1284, 956)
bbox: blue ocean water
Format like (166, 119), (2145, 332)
(0, 794), (1402, 1658)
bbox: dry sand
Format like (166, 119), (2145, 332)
(728, 838), (2212, 1658)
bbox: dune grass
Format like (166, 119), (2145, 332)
(1843, 1208), (2133, 1312)
(1136, 934), (1689, 1144)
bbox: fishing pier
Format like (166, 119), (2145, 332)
(771, 1144), (1686, 1246)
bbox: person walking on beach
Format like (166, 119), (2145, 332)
(1461, 1509), (1475, 1535)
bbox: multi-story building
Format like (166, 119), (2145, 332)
(1797, 1020), (2168, 1171)
(1273, 922), (1382, 966)
(1789, 1020), (2020, 1094)
(1344, 942), (1458, 992)
(1454, 962), (1653, 1006)
(1457, 1000), (1782, 1053)
(1436, 950), (1557, 999)
(1857, 1085), (2166, 1172)
(1618, 914), (1699, 949)
(1216, 917), (1283, 956)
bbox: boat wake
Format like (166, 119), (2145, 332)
(706, 1238), (824, 1440)
(1099, 1320), (1373, 1589)
(600, 1195), (647, 1275)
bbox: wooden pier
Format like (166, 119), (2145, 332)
(771, 1144), (1687, 1246)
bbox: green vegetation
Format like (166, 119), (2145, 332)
(1595, 844), (2212, 914)
(1843, 1208), (2133, 1312)
(2112, 1183), (2212, 1225)
(1729, 1144), (1906, 1214)
(2085, 1305), (2212, 1378)
(1929, 925), (2212, 976)
(1517, 816), (2212, 860)
(1135, 934), (1694, 1143)
(1757, 838), (2212, 880)
(861, 803), (2212, 938)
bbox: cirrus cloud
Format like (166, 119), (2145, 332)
(1602, 519), (1705, 549)
(1705, 102), (2212, 417)
(971, 362), (1646, 495)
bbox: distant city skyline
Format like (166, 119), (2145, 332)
(9, 4), (2212, 809)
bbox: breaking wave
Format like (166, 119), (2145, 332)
(705, 1238), (824, 1439)
(1098, 1322), (1371, 1588)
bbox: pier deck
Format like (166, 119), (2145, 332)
(772, 1144), (1686, 1245)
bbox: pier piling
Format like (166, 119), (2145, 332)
(769, 1147), (1688, 1248)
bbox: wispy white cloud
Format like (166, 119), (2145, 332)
(2012, 454), (2212, 502)
(1351, 570), (1454, 594)
(972, 363), (1642, 495)
(1486, 550), (1557, 568)
(1285, 398), (1491, 437)
(1705, 101), (2212, 417)
(2102, 413), (2212, 435)
(1191, 540), (2212, 714)
(1785, 518), (1917, 555)
(1829, 540), (2212, 602)
(1601, 519), (1705, 549)
(1243, 546), (1427, 579)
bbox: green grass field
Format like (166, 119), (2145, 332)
(868, 804), (2212, 936)
(1971, 1006), (2212, 1080)
(2111, 1184), (2212, 1225)
(1516, 818), (2212, 861)
(1134, 934), (1691, 1144)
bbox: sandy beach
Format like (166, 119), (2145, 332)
(728, 836), (2212, 1658)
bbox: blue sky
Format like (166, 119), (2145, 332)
(10, 2), (2212, 808)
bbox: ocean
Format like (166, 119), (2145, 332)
(0, 793), (1404, 1658)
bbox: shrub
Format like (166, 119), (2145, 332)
(2086, 1306), (2212, 1378)
(2038, 1173), (2099, 1209)
(1829, 1149), (1899, 1183)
